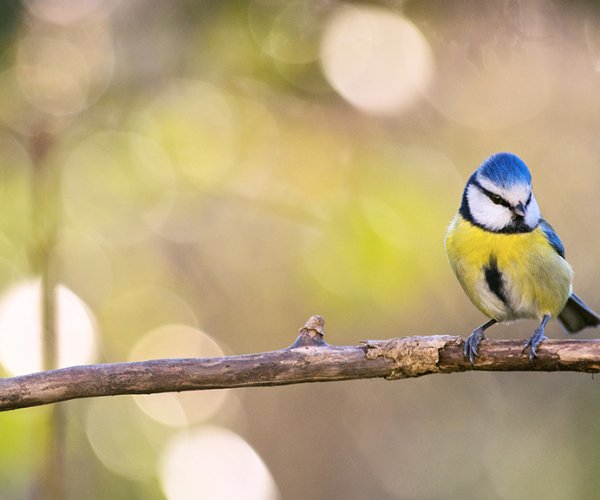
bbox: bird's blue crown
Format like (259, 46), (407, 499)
(477, 152), (531, 188)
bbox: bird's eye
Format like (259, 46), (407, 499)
(490, 194), (504, 205)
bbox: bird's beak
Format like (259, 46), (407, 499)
(512, 203), (526, 218)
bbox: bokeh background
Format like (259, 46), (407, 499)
(0, 1), (599, 499)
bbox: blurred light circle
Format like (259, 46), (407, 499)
(15, 20), (114, 118)
(135, 80), (236, 188)
(160, 427), (280, 500)
(103, 287), (199, 354)
(16, 37), (89, 115)
(320, 6), (433, 115)
(248, 1), (327, 64)
(0, 69), (35, 134)
(0, 69), (70, 135)
(0, 279), (97, 375)
(86, 397), (159, 481)
(62, 131), (175, 246)
(129, 325), (230, 427)
(24, 0), (120, 25)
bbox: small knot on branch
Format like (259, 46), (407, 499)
(290, 315), (327, 348)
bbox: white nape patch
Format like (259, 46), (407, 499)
(466, 184), (512, 231)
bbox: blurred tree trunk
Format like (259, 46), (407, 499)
(29, 126), (65, 500)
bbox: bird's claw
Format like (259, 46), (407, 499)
(523, 329), (548, 360)
(464, 328), (485, 366)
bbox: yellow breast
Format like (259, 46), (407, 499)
(445, 215), (573, 321)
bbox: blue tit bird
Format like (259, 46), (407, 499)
(445, 152), (600, 363)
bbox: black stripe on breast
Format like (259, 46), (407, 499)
(484, 255), (509, 306)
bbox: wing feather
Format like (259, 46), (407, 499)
(539, 218), (565, 258)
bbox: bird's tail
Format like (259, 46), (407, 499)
(558, 293), (600, 333)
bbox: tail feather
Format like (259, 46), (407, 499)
(558, 293), (600, 334)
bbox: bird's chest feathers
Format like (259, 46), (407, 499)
(446, 217), (572, 320)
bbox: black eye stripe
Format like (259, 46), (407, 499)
(473, 181), (511, 208)
(489, 193), (506, 206)
(526, 192), (532, 206)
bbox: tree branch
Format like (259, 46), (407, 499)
(1, 315), (599, 411)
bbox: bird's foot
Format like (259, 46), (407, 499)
(464, 328), (486, 366)
(523, 328), (548, 360)
(523, 314), (551, 360)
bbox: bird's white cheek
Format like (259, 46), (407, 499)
(467, 186), (512, 230)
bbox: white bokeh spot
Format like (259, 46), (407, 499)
(160, 426), (280, 500)
(0, 279), (97, 375)
(320, 5), (434, 115)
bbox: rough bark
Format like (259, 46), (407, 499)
(0, 315), (599, 411)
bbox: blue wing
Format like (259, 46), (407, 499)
(540, 219), (600, 332)
(539, 218), (565, 258)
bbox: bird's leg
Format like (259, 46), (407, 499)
(523, 314), (551, 360)
(464, 319), (497, 365)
